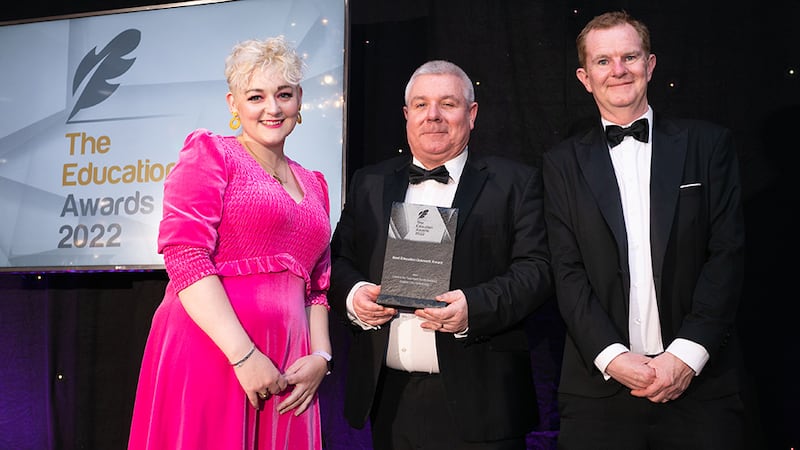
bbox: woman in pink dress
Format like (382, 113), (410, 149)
(128, 36), (333, 450)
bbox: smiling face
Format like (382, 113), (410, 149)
(403, 73), (477, 168)
(576, 23), (656, 124)
(227, 67), (303, 151)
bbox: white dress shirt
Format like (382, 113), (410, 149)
(594, 107), (708, 377)
(346, 149), (468, 373)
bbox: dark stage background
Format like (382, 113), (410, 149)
(1, 1), (797, 449)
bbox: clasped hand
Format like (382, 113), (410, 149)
(234, 348), (328, 414)
(606, 351), (694, 403)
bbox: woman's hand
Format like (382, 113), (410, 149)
(277, 353), (329, 415)
(233, 348), (287, 409)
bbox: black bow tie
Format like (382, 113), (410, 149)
(605, 118), (649, 147)
(408, 164), (450, 184)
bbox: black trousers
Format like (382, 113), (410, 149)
(370, 367), (526, 450)
(557, 390), (745, 450)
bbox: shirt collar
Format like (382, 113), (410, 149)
(601, 105), (654, 129)
(412, 148), (468, 185)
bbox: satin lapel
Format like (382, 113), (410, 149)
(382, 161), (412, 230)
(452, 157), (488, 235)
(649, 119), (686, 283)
(576, 129), (628, 260)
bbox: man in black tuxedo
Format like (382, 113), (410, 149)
(543, 11), (746, 450)
(329, 60), (553, 449)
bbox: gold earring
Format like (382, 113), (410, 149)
(296, 112), (302, 125)
(229, 112), (240, 130)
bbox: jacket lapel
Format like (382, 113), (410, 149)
(576, 127), (628, 264)
(382, 158), (413, 228)
(649, 117), (687, 285)
(452, 154), (488, 235)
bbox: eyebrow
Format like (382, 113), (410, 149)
(410, 94), (459, 102)
(244, 84), (294, 94)
(593, 49), (641, 60)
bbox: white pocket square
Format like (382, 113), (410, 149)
(679, 182), (702, 189)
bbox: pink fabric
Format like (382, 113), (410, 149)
(128, 129), (331, 450)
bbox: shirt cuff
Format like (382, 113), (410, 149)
(346, 281), (379, 330)
(594, 343), (629, 381)
(665, 338), (709, 375)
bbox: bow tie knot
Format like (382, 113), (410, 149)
(605, 118), (649, 147)
(408, 164), (450, 184)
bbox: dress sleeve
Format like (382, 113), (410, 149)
(306, 170), (331, 309)
(158, 129), (228, 292)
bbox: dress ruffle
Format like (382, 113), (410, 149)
(216, 253), (312, 296)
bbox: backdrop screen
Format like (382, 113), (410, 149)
(0, 0), (345, 272)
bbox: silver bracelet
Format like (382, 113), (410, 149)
(230, 343), (256, 368)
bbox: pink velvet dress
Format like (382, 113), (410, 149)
(128, 129), (331, 450)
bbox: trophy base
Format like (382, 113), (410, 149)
(376, 294), (446, 309)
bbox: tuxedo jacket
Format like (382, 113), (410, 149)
(329, 151), (553, 442)
(543, 114), (745, 399)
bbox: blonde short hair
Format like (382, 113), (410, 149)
(224, 35), (305, 93)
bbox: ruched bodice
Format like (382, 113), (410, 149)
(157, 129), (330, 302)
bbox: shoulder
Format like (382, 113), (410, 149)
(470, 153), (538, 178)
(293, 161), (330, 191)
(543, 137), (581, 167)
(182, 128), (227, 146)
(474, 153), (531, 168)
(173, 129), (242, 174)
(288, 160), (330, 202)
(656, 115), (731, 137)
(355, 155), (409, 175)
(544, 121), (603, 161)
(654, 116), (736, 160)
(348, 155), (410, 185)
(179, 129), (238, 157)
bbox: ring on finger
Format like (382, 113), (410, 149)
(258, 391), (269, 400)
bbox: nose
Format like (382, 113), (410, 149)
(263, 97), (282, 116)
(425, 104), (442, 122)
(611, 58), (628, 76)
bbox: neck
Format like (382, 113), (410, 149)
(413, 148), (465, 169)
(601, 102), (649, 126)
(237, 136), (286, 184)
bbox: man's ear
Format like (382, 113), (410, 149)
(576, 68), (593, 93)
